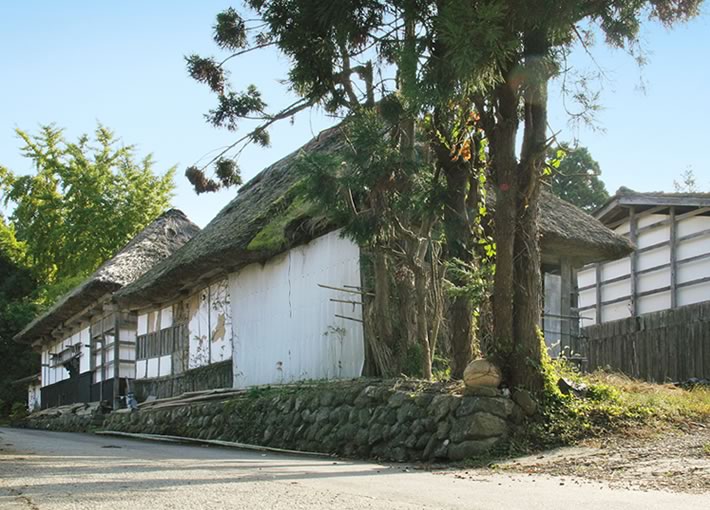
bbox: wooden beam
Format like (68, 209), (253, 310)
(670, 206), (678, 309)
(560, 258), (573, 352)
(595, 264), (602, 325)
(618, 195), (710, 208)
(629, 207), (638, 316)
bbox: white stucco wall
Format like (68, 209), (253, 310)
(230, 229), (365, 388)
(27, 381), (41, 412)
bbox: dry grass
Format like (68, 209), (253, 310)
(585, 371), (710, 425)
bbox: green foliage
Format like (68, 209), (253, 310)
(296, 108), (441, 248)
(0, 229), (38, 416)
(1, 124), (175, 283)
(9, 401), (28, 422)
(547, 145), (610, 212)
(246, 195), (317, 251)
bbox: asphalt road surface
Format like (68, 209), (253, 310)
(0, 427), (705, 509)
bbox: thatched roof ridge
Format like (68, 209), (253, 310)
(115, 126), (343, 309)
(15, 209), (200, 344)
(536, 191), (633, 263)
(117, 125), (632, 309)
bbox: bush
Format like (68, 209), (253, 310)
(9, 401), (28, 423)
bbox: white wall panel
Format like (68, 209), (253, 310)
(637, 213), (667, 229)
(137, 314), (148, 336)
(637, 246), (669, 271)
(136, 359), (147, 379)
(677, 256), (710, 284)
(677, 215), (710, 238)
(602, 258), (630, 281)
(678, 281), (710, 307)
(614, 221), (630, 236)
(79, 327), (90, 374)
(637, 270), (670, 294)
(120, 363), (136, 379)
(602, 301), (632, 322)
(230, 230), (365, 388)
(28, 382), (41, 412)
(636, 224), (669, 250)
(579, 308), (597, 325)
(188, 288), (211, 368)
(146, 358), (159, 378)
(601, 279), (630, 302)
(638, 290), (670, 315)
(677, 236), (710, 260)
(159, 355), (172, 377)
(160, 306), (173, 329)
(578, 288), (596, 311)
(577, 266), (596, 288)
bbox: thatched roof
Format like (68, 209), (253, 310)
(15, 209), (200, 345)
(596, 187), (710, 225)
(116, 126), (632, 309)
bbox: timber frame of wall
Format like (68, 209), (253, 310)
(578, 204), (710, 323)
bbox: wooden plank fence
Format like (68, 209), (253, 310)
(583, 301), (710, 382)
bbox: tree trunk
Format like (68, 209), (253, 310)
(441, 156), (475, 379)
(508, 31), (550, 392)
(489, 72), (520, 380)
(369, 249), (399, 377)
(413, 264), (433, 380)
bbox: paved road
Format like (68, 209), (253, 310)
(0, 427), (705, 509)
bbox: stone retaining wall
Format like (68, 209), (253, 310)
(22, 402), (107, 432)
(103, 379), (522, 462)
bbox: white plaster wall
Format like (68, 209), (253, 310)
(678, 256), (710, 284)
(678, 280), (710, 307)
(27, 382), (41, 412)
(602, 300), (632, 322)
(543, 273), (561, 357)
(577, 266), (596, 288)
(137, 313), (148, 336)
(602, 258), (631, 281)
(637, 246), (670, 272)
(638, 290), (671, 315)
(79, 327), (90, 374)
(188, 288), (211, 368)
(209, 280), (232, 364)
(230, 230), (365, 389)
(637, 270), (670, 294)
(677, 215), (710, 237)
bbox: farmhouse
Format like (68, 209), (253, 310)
(13, 210), (200, 410)
(114, 126), (633, 400)
(577, 188), (710, 381)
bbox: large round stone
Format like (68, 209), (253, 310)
(463, 359), (502, 388)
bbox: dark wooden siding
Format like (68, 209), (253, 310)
(131, 360), (233, 401)
(584, 301), (710, 382)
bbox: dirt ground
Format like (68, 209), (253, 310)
(479, 422), (710, 494)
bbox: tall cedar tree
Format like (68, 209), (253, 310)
(186, 1), (701, 390)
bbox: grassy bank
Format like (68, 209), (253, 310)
(513, 359), (710, 454)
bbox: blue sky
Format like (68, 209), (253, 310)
(1, 2), (708, 227)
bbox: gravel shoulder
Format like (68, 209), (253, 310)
(481, 422), (710, 493)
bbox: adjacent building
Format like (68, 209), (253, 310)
(13, 210), (200, 409)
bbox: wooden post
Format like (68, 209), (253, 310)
(669, 206), (678, 309)
(629, 207), (638, 317)
(560, 258), (573, 355)
(595, 263), (602, 325)
(113, 313), (121, 410)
